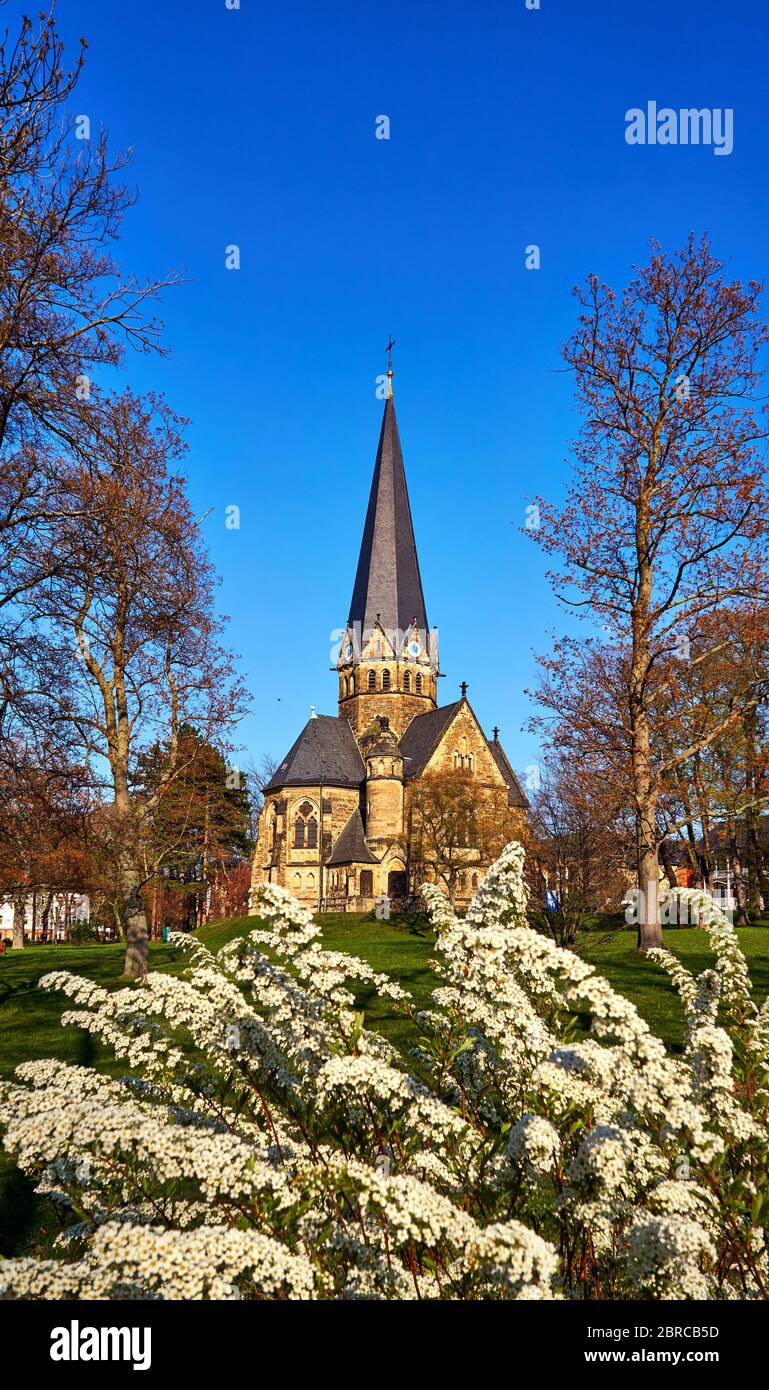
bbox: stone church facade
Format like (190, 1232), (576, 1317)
(250, 376), (527, 913)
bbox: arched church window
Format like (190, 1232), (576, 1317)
(382, 669), (391, 691)
(269, 811), (277, 849)
(306, 872), (315, 889)
(415, 673), (423, 694)
(453, 751), (459, 770)
(294, 817), (305, 848)
(403, 670), (411, 692)
(307, 816), (318, 849)
(467, 752), (474, 772)
(367, 670), (376, 691)
(292, 873), (301, 889)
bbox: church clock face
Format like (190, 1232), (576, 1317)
(408, 640), (420, 658)
(344, 644), (353, 662)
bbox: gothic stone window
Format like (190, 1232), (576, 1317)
(360, 869), (373, 897)
(415, 672), (423, 694)
(367, 669), (376, 691)
(382, 668), (391, 691)
(403, 670), (411, 692)
(294, 801), (316, 848)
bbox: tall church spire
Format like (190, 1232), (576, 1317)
(348, 391), (428, 648)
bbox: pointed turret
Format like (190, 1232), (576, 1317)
(348, 394), (428, 652)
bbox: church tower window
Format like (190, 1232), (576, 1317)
(403, 670), (411, 692)
(415, 673), (423, 694)
(367, 670), (376, 691)
(382, 669), (391, 691)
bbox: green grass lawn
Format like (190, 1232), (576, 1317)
(1, 913), (768, 1259)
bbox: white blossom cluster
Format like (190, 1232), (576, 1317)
(0, 848), (767, 1301)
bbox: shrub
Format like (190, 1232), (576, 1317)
(0, 844), (767, 1299)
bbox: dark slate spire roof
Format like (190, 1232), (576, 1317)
(326, 808), (378, 866)
(399, 702), (461, 779)
(348, 394), (428, 645)
(265, 715), (365, 792)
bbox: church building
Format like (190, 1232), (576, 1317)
(250, 366), (527, 913)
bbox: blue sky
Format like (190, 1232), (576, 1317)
(25, 0), (769, 775)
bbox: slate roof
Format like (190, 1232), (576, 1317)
(399, 702), (461, 779)
(326, 808), (378, 866)
(487, 736), (529, 809)
(265, 715), (365, 792)
(348, 394), (429, 644)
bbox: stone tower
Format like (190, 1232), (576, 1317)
(337, 388), (440, 738)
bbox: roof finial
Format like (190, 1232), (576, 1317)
(310, 704), (317, 719)
(460, 681), (468, 700)
(385, 335), (396, 399)
(492, 725), (500, 741)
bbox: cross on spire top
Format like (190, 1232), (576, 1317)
(385, 335), (396, 397)
(460, 681), (468, 699)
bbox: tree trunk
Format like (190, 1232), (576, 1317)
(632, 715), (662, 950)
(659, 838), (678, 893)
(637, 827), (662, 950)
(40, 890), (53, 933)
(122, 863), (149, 978)
(12, 894), (25, 949)
(630, 474), (662, 952)
(725, 814), (749, 925)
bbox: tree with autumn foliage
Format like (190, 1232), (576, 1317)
(39, 390), (248, 977)
(137, 725), (253, 933)
(409, 772), (522, 906)
(526, 750), (630, 947)
(0, 739), (95, 947)
(530, 236), (769, 949)
(652, 605), (769, 922)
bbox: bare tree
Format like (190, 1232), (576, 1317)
(531, 237), (769, 949)
(40, 390), (247, 976)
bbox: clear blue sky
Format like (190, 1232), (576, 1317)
(26, 0), (769, 775)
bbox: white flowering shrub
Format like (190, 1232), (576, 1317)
(1, 844), (768, 1299)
